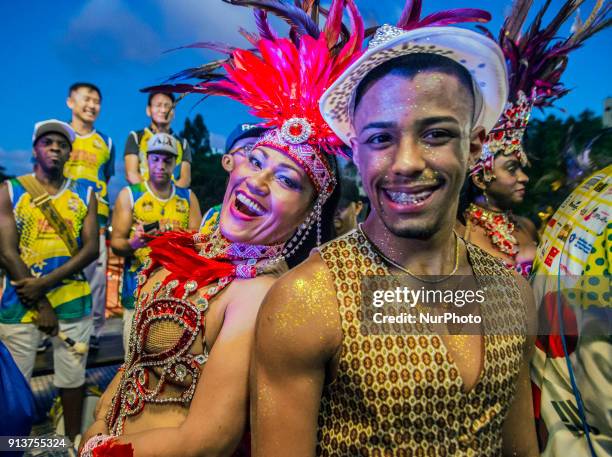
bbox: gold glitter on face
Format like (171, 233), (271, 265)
(350, 72), (478, 240)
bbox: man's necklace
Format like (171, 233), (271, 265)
(357, 224), (460, 284)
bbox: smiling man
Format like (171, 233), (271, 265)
(252, 26), (539, 456)
(64, 82), (115, 347)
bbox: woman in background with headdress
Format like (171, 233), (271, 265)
(79, 1), (363, 456)
(458, 0), (610, 278)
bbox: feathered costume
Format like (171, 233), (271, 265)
(470, 0), (612, 181)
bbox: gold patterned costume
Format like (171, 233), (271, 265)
(316, 230), (528, 456)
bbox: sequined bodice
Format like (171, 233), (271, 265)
(106, 266), (232, 435)
(316, 230), (528, 456)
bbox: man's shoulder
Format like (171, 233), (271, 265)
(264, 252), (337, 313)
(93, 129), (113, 147)
(279, 252), (331, 287)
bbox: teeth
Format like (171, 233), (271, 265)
(237, 193), (265, 215)
(387, 190), (432, 204)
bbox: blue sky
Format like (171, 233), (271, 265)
(0, 0), (609, 202)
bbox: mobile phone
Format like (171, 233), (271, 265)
(143, 221), (160, 233)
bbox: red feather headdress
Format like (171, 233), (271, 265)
(471, 0), (611, 181)
(145, 0), (365, 201)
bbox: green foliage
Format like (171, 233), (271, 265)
(518, 109), (611, 224)
(180, 114), (226, 212)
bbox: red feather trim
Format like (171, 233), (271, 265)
(147, 231), (235, 285)
(92, 439), (134, 457)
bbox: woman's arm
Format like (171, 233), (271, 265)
(80, 370), (124, 451)
(109, 275), (277, 457)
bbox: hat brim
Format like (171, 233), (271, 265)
(33, 121), (76, 146)
(320, 26), (508, 145)
(146, 148), (179, 157)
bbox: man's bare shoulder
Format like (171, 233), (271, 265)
(257, 252), (342, 360)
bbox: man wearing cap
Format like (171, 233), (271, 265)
(334, 178), (365, 237)
(124, 92), (193, 188)
(64, 82), (115, 348)
(0, 120), (99, 442)
(111, 133), (201, 350)
(252, 25), (539, 455)
(199, 122), (267, 235)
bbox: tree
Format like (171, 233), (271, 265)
(518, 110), (612, 226)
(180, 114), (226, 212)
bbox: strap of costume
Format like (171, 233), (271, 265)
(17, 175), (79, 257)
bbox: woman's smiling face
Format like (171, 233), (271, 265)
(219, 145), (316, 246)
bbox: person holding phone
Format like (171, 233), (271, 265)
(110, 133), (201, 351)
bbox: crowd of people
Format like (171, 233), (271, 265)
(0, 0), (609, 456)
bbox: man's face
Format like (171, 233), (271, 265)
(33, 133), (71, 174)
(67, 87), (101, 123)
(334, 201), (362, 236)
(147, 93), (175, 127)
(351, 71), (484, 239)
(147, 152), (176, 185)
(223, 137), (258, 171)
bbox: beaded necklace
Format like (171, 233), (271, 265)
(465, 203), (519, 257)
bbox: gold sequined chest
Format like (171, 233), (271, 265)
(316, 230), (527, 456)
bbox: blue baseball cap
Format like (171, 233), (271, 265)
(225, 123), (268, 153)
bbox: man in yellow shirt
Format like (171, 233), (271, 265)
(0, 119), (99, 442)
(123, 92), (192, 188)
(64, 82), (115, 348)
(112, 133), (201, 350)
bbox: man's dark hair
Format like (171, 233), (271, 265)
(148, 92), (176, 106)
(68, 82), (102, 100)
(354, 53), (475, 116)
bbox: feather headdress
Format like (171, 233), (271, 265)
(471, 0), (611, 181)
(145, 0), (365, 200)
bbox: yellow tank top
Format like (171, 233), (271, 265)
(129, 181), (191, 266)
(0, 177), (92, 323)
(63, 129), (114, 226)
(317, 230), (528, 456)
(135, 128), (185, 182)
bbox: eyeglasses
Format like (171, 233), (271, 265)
(228, 143), (255, 157)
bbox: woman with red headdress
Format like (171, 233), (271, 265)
(79, 1), (364, 456)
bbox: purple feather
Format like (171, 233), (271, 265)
(164, 41), (238, 55)
(222, 0), (320, 38)
(254, 9), (277, 41)
(418, 9), (491, 27)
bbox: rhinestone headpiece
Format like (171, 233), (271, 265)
(470, 89), (533, 181)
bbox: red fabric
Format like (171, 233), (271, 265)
(535, 291), (578, 358)
(92, 440), (134, 457)
(147, 231), (235, 286)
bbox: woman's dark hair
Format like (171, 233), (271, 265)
(286, 154), (341, 268)
(457, 174), (483, 224)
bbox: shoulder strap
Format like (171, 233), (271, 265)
(17, 175), (80, 257)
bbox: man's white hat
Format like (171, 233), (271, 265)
(32, 119), (76, 145)
(146, 132), (179, 156)
(320, 25), (509, 145)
